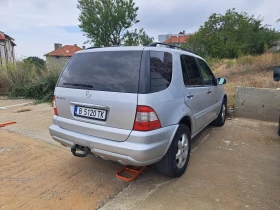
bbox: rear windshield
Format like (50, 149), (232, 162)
(58, 51), (142, 93)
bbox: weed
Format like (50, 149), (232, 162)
(211, 53), (280, 108)
(0, 60), (61, 102)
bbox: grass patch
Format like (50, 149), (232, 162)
(0, 60), (61, 102)
(211, 53), (280, 108)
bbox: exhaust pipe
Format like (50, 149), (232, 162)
(71, 144), (90, 157)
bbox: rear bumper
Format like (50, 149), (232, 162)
(49, 124), (178, 166)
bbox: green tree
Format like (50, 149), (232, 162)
(182, 9), (280, 58)
(123, 28), (154, 46)
(77, 0), (139, 46)
(23, 56), (45, 70)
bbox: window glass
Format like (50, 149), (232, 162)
(197, 59), (215, 85)
(181, 55), (202, 86)
(57, 51), (142, 93)
(150, 51), (173, 92)
(180, 56), (190, 85)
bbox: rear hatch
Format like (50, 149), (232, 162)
(55, 48), (144, 141)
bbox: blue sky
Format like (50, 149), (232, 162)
(59, 26), (82, 33)
(0, 0), (279, 59)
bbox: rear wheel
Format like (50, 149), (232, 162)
(155, 125), (191, 177)
(212, 99), (226, 127)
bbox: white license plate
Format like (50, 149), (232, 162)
(74, 106), (107, 120)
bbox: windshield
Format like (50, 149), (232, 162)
(57, 50), (142, 93)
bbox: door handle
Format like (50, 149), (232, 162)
(187, 94), (194, 99)
(207, 90), (212, 94)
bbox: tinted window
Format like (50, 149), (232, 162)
(150, 51), (172, 93)
(57, 51), (142, 93)
(197, 59), (215, 85)
(180, 56), (190, 85)
(181, 55), (202, 86)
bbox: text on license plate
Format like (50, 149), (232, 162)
(74, 106), (107, 120)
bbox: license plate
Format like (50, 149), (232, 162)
(74, 106), (107, 120)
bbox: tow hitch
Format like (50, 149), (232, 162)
(71, 144), (90, 157)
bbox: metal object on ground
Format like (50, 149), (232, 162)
(0, 121), (16, 127)
(116, 165), (147, 181)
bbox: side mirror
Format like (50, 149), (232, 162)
(274, 67), (280, 82)
(218, 77), (227, 85)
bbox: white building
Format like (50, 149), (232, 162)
(0, 31), (16, 66)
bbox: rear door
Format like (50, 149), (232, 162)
(180, 55), (210, 133)
(55, 49), (143, 142)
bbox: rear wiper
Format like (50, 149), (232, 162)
(63, 83), (93, 88)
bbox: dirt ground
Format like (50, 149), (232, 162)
(0, 98), (57, 145)
(0, 99), (280, 210)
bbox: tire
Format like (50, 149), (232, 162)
(278, 116), (280, 136)
(155, 125), (191, 177)
(212, 98), (227, 127)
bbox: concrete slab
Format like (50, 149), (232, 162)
(0, 98), (33, 108)
(235, 87), (280, 122)
(0, 101), (57, 145)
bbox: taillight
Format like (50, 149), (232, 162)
(133, 105), (161, 131)
(53, 96), (58, 115)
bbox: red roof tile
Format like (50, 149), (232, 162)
(164, 35), (189, 44)
(0, 34), (5, 40)
(45, 45), (82, 57)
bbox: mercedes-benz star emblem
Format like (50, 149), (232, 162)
(86, 91), (91, 98)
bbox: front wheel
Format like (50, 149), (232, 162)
(155, 125), (191, 177)
(212, 99), (226, 127)
(278, 116), (280, 136)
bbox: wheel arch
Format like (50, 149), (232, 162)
(178, 115), (193, 135)
(162, 115), (193, 157)
(223, 94), (228, 114)
(224, 94), (227, 103)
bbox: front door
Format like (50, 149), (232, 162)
(180, 55), (209, 134)
(196, 58), (220, 122)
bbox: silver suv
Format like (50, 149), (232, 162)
(49, 43), (227, 177)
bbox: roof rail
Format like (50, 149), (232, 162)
(86, 46), (102, 50)
(147, 42), (197, 55)
(86, 45), (123, 50)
